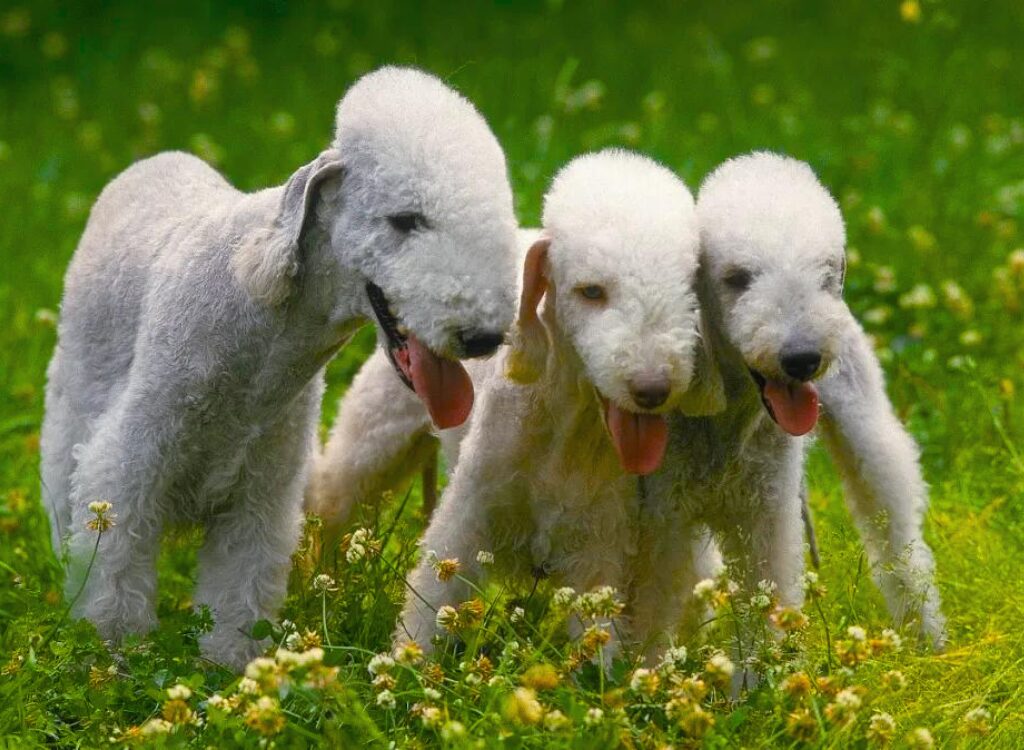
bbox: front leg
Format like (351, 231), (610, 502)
(66, 395), (171, 643)
(395, 468), (494, 653)
(194, 401), (315, 671)
(818, 319), (946, 647)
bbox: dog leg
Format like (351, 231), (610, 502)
(64, 398), (168, 643)
(195, 398), (315, 671)
(818, 323), (946, 647)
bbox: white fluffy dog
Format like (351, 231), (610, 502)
(643, 152), (946, 650)
(393, 150), (725, 655)
(40, 66), (519, 669)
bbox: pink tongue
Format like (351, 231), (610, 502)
(763, 380), (820, 436)
(604, 403), (669, 475)
(406, 335), (474, 429)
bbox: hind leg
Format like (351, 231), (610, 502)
(307, 348), (435, 542)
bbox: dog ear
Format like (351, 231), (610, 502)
(505, 237), (551, 384)
(677, 307), (727, 416)
(233, 149), (344, 305)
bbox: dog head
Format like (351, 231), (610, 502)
(508, 149), (724, 474)
(236, 66), (518, 429)
(697, 151), (847, 436)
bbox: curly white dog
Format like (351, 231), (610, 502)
(390, 150), (725, 655)
(643, 152), (946, 655)
(40, 66), (518, 669)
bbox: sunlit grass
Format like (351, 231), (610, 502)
(2, 0), (1024, 746)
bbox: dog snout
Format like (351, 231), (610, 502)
(456, 328), (504, 359)
(780, 348), (822, 381)
(628, 374), (671, 410)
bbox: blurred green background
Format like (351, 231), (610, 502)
(2, 0), (1024, 744)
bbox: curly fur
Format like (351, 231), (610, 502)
(40, 66), (518, 671)
(644, 152), (946, 660)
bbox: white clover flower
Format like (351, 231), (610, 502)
(167, 683), (192, 701)
(375, 689), (396, 709)
(423, 687), (442, 702)
(658, 645), (687, 675)
(87, 500), (113, 515)
(464, 672), (481, 686)
(436, 605), (459, 632)
(551, 586), (576, 609)
(880, 628), (903, 650)
(707, 652), (735, 679)
(835, 688), (862, 710)
(476, 550), (494, 565)
(345, 544), (366, 564)
(749, 593), (772, 610)
(350, 527), (372, 546)
(245, 657), (276, 681)
(846, 625), (867, 642)
(756, 579), (778, 595)
(693, 579), (716, 599)
(238, 677), (260, 695)
(420, 705), (442, 728)
(140, 718), (173, 736)
(284, 631), (301, 650)
(510, 606), (525, 623)
(543, 709), (570, 731)
(312, 573), (337, 593)
(206, 694), (226, 710)
(584, 707), (604, 726)
(367, 653), (395, 676)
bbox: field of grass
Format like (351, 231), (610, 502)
(2, 0), (1024, 746)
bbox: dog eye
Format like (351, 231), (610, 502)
(575, 284), (607, 302)
(387, 212), (428, 233)
(723, 268), (752, 291)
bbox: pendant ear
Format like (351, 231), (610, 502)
(233, 149), (344, 305)
(505, 237), (551, 384)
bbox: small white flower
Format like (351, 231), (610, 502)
(420, 705), (442, 728)
(245, 657), (276, 681)
(238, 677), (259, 695)
(510, 606), (525, 623)
(707, 652), (735, 678)
(693, 579), (716, 599)
(423, 687), (442, 702)
(367, 653), (395, 676)
(312, 573), (337, 593)
(584, 707), (604, 726)
(376, 689), (396, 710)
(140, 718), (173, 735)
(836, 688), (862, 710)
(87, 500), (113, 515)
(166, 683), (192, 701)
(551, 586), (577, 609)
(476, 550), (494, 565)
(847, 625), (867, 642)
(206, 694), (226, 710)
(345, 543), (366, 564)
(284, 631), (301, 650)
(880, 628), (903, 650)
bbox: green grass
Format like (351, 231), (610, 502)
(2, 0), (1024, 746)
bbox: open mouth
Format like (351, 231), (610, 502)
(598, 395), (669, 475)
(366, 282), (474, 429)
(748, 368), (819, 436)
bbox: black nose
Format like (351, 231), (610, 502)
(457, 329), (504, 359)
(780, 349), (822, 381)
(628, 375), (671, 410)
